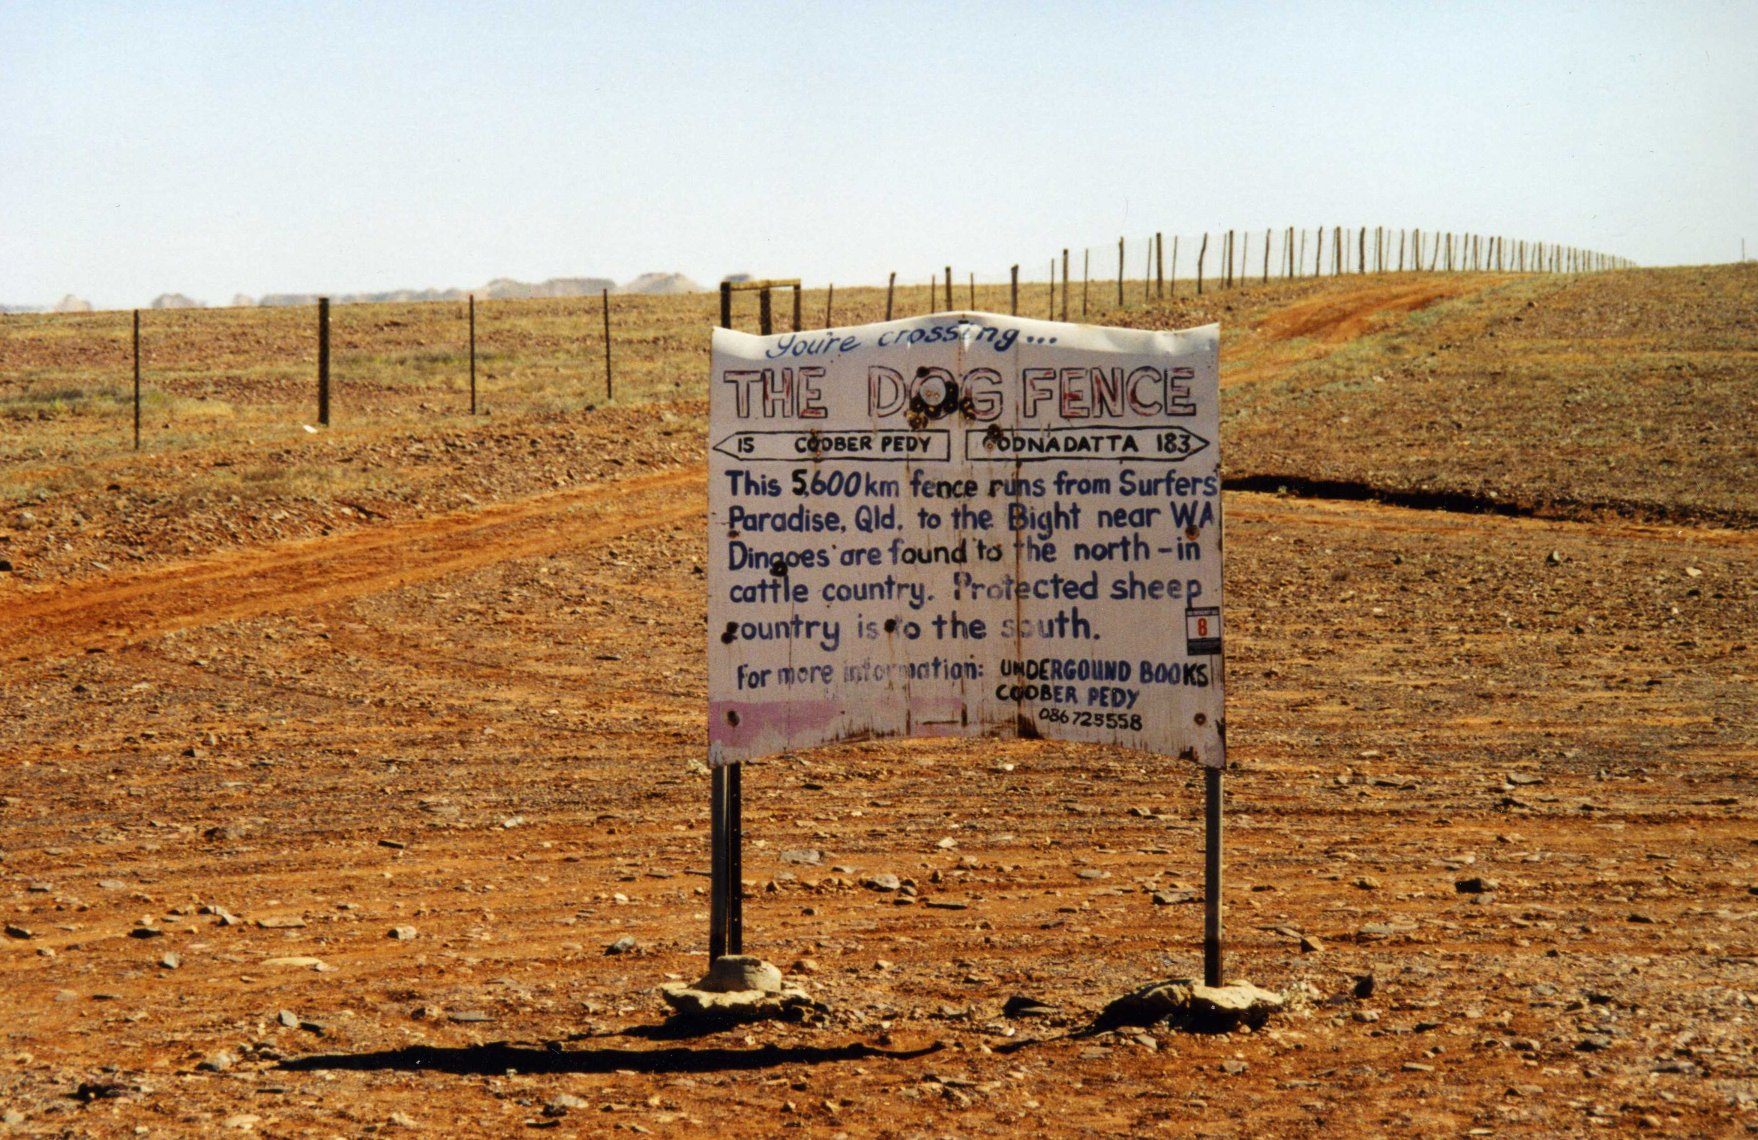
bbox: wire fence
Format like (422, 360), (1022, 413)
(0, 225), (1631, 469)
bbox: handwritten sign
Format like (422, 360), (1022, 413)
(708, 313), (1223, 768)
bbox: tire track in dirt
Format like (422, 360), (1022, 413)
(1, 467), (706, 659)
(1222, 275), (1504, 389)
(1255, 277), (1497, 344)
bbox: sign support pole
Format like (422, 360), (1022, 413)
(1203, 765), (1224, 986)
(709, 764), (726, 960)
(727, 760), (743, 953)
(709, 294), (746, 965)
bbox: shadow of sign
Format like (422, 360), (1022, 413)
(277, 1039), (942, 1077)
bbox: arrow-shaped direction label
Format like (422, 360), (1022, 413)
(713, 429), (952, 463)
(964, 424), (1211, 463)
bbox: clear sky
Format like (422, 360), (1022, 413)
(3, 1), (1753, 309)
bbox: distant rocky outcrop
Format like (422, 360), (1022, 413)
(230, 295), (255, 308)
(722, 273), (754, 285)
(0, 304), (45, 314)
(150, 293), (204, 309)
(53, 295), (93, 313)
(242, 272), (702, 308)
(622, 272), (703, 295)
(478, 277), (616, 301)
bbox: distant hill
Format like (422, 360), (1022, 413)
(478, 277), (615, 301)
(11, 272), (711, 314)
(622, 272), (703, 295)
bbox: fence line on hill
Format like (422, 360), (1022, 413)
(9, 225), (1633, 454)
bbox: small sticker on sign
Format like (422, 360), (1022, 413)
(1185, 606), (1221, 656)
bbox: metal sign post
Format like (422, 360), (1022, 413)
(1205, 766), (1223, 985)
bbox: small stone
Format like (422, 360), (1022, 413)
(862, 873), (901, 892)
(779, 849), (821, 865)
(159, 952), (182, 969)
(605, 935), (637, 956)
(1576, 1034), (1613, 1052)
(935, 837), (957, 849)
(222, 1113), (260, 1130)
(1077, 868), (1109, 880)
(129, 925), (165, 939)
(789, 958), (820, 975)
(1, 1109), (23, 1125)
(1401, 1062), (1434, 1072)
(261, 956), (326, 970)
(1354, 876), (1380, 890)
(1299, 934), (1324, 953)
(1002, 994), (1057, 1019)
(1455, 877), (1501, 894)
(255, 916), (306, 929)
(1218, 1060), (1248, 1075)
(1353, 974), (1376, 999)
(1354, 1009), (1381, 1023)
(386, 1112), (420, 1129)
(1627, 912), (1657, 924)
(447, 1011), (492, 1023)
(1152, 891), (1195, 906)
(543, 1093), (589, 1117)
(4, 924), (32, 940)
(197, 1051), (235, 1072)
(387, 926), (418, 941)
(277, 1010), (299, 1027)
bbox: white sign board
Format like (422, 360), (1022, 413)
(708, 312), (1223, 768)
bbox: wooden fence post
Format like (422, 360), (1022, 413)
(1048, 258), (1055, 319)
(825, 284), (834, 327)
(720, 281), (732, 329)
(1156, 232), (1165, 298)
(944, 266), (953, 311)
(759, 287), (773, 335)
(317, 297), (330, 427)
(792, 283), (802, 330)
(1358, 226), (1366, 274)
(1009, 265), (1018, 315)
(1197, 233), (1208, 294)
(601, 288), (613, 401)
(1334, 226), (1343, 274)
(1117, 237), (1125, 306)
(1240, 232), (1248, 287)
(968, 273), (975, 309)
(886, 272), (896, 321)
(132, 309), (141, 450)
(1061, 249), (1070, 320)
(1262, 228), (1271, 283)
